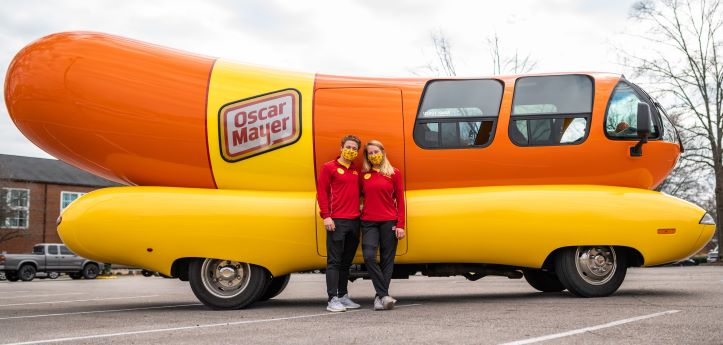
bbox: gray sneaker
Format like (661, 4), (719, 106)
(338, 294), (360, 309)
(373, 296), (384, 311)
(326, 296), (346, 312)
(381, 296), (395, 310)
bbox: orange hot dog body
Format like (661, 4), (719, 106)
(4, 32), (217, 188)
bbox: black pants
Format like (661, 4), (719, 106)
(361, 220), (398, 298)
(326, 218), (360, 299)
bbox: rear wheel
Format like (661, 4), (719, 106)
(188, 258), (270, 310)
(18, 265), (36, 282)
(69, 272), (83, 280)
(555, 246), (627, 297)
(257, 274), (291, 301)
(523, 269), (565, 292)
(82, 263), (100, 279)
(48, 272), (60, 279)
(6, 272), (19, 282)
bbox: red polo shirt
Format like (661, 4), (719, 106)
(360, 168), (406, 229)
(316, 158), (361, 219)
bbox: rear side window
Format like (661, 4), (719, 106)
(47, 246), (58, 255)
(414, 79), (503, 149)
(510, 75), (593, 146)
(60, 246), (74, 255)
(32, 246), (44, 254)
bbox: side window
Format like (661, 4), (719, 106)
(657, 105), (678, 144)
(32, 245), (44, 254)
(3, 188), (30, 228)
(605, 82), (660, 139)
(60, 246), (74, 255)
(414, 79), (503, 149)
(510, 75), (593, 146)
(47, 246), (58, 255)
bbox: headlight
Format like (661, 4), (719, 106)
(700, 213), (715, 225)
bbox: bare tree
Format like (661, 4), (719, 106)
(487, 32), (537, 75)
(418, 30), (537, 77)
(626, 0), (723, 257)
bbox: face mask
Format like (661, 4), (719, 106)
(341, 148), (358, 161)
(368, 153), (384, 165)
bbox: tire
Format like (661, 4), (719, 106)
(82, 263), (100, 279)
(257, 274), (291, 301)
(141, 269), (154, 277)
(69, 272), (83, 280)
(188, 258), (270, 310)
(555, 246), (627, 297)
(523, 269), (565, 292)
(18, 264), (36, 282)
(6, 272), (19, 282)
(48, 272), (60, 279)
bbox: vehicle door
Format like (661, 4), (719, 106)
(46, 245), (62, 270)
(59, 245), (82, 270)
(313, 87), (407, 257)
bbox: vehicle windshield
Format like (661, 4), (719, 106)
(32, 245), (44, 254)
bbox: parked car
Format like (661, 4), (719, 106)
(708, 246), (719, 263)
(0, 243), (102, 282)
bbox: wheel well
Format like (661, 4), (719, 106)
(19, 262), (37, 270)
(542, 246), (645, 271)
(171, 258), (197, 281)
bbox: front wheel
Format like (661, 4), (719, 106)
(6, 272), (19, 282)
(555, 246), (627, 297)
(188, 258), (270, 310)
(82, 263), (100, 279)
(18, 265), (36, 282)
(523, 269), (565, 292)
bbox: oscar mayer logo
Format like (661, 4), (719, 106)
(219, 89), (301, 162)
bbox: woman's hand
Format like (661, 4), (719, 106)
(394, 227), (405, 239)
(324, 217), (336, 231)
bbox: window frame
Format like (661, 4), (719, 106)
(508, 74), (595, 147)
(603, 80), (664, 141)
(2, 187), (30, 229)
(60, 191), (85, 212)
(413, 78), (505, 150)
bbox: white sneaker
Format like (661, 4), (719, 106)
(373, 296), (384, 311)
(326, 296), (347, 312)
(381, 296), (395, 310)
(338, 294), (360, 309)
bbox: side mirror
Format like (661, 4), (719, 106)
(636, 103), (651, 138)
(631, 103), (651, 157)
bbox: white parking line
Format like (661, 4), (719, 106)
(0, 295), (160, 307)
(1, 293), (83, 300)
(498, 310), (681, 345)
(0, 291), (32, 293)
(0, 303), (203, 320)
(1, 304), (422, 345)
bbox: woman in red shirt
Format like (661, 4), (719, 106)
(360, 140), (406, 311)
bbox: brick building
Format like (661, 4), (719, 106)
(0, 154), (120, 253)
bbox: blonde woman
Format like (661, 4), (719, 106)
(360, 140), (406, 310)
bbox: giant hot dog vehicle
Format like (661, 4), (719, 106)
(4, 32), (715, 309)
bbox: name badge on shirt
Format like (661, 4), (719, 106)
(337, 168), (345, 175)
(364, 173), (371, 180)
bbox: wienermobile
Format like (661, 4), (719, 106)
(4, 32), (715, 309)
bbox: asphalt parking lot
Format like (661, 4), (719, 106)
(0, 266), (722, 345)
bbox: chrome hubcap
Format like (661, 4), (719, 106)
(200, 259), (251, 298)
(575, 246), (617, 285)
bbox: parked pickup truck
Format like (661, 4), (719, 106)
(0, 243), (103, 282)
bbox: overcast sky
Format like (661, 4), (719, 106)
(1, 0), (641, 159)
